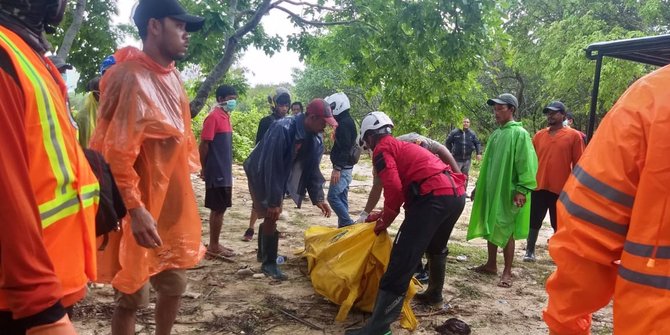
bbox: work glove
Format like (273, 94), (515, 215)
(356, 211), (369, 223)
(27, 315), (77, 335)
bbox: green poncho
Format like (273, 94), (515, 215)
(75, 92), (98, 148)
(467, 120), (538, 248)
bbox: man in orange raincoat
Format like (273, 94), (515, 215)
(89, 0), (204, 334)
(544, 64), (670, 334)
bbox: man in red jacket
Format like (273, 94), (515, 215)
(346, 112), (466, 334)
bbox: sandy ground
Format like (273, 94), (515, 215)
(72, 158), (613, 335)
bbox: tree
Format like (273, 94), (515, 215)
(495, 0), (670, 133)
(185, 0), (362, 118)
(48, 0), (122, 92)
(291, 64), (381, 120)
(294, 0), (502, 139)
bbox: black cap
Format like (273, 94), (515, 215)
(565, 112), (575, 120)
(487, 93), (518, 109)
(543, 101), (566, 114)
(133, 0), (205, 32)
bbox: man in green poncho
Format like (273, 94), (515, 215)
(467, 93), (538, 288)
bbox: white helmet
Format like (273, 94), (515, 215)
(325, 92), (350, 116)
(359, 112), (394, 144)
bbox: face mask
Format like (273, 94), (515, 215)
(562, 119), (568, 127)
(222, 99), (237, 112)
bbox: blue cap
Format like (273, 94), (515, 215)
(100, 55), (116, 74)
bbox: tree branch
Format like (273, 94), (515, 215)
(189, 0), (274, 117)
(273, 6), (359, 27)
(279, 0), (341, 12)
(57, 0), (86, 61)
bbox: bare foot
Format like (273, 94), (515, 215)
(498, 272), (513, 288)
(470, 264), (497, 275)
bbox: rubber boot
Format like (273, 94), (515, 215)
(257, 223), (264, 262)
(415, 253), (447, 306)
(345, 289), (405, 335)
(524, 228), (539, 262)
(261, 231), (287, 280)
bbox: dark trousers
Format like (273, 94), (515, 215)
(529, 189), (559, 231)
(379, 194), (466, 295)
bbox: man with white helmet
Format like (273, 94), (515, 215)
(346, 112), (466, 335)
(325, 92), (358, 227)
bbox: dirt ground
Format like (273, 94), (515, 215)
(72, 158), (613, 335)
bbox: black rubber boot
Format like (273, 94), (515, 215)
(415, 253), (447, 306)
(261, 231), (287, 280)
(257, 223), (264, 262)
(344, 290), (404, 335)
(524, 228), (539, 262)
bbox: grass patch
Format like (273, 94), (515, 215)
(352, 173), (368, 181)
(448, 242), (488, 265)
(453, 280), (490, 300)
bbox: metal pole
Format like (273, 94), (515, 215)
(587, 55), (603, 141)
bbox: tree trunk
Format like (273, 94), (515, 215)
(57, 0), (87, 61)
(189, 0), (272, 118)
(189, 37), (239, 118)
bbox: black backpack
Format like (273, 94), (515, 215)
(83, 149), (126, 238)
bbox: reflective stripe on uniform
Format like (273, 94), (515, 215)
(572, 165), (635, 208)
(559, 191), (628, 236)
(0, 31), (98, 228)
(619, 265), (670, 291)
(624, 240), (670, 259)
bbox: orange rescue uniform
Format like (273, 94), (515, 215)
(544, 64), (670, 334)
(0, 26), (99, 317)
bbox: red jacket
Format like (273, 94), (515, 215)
(374, 135), (465, 225)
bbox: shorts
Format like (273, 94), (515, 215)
(114, 269), (187, 309)
(205, 187), (232, 211)
(247, 180), (281, 219)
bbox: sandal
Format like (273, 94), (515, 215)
(205, 249), (236, 262)
(242, 228), (254, 242)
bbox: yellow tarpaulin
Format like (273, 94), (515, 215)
(301, 223), (420, 330)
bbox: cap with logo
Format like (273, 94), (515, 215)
(133, 0), (205, 32)
(306, 98), (338, 127)
(487, 93), (519, 109)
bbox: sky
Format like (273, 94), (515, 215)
(114, 0), (305, 86)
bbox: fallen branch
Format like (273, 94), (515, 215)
(277, 308), (324, 331)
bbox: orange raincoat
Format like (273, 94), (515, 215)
(544, 64), (670, 334)
(90, 47), (203, 294)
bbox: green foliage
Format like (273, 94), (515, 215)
(296, 0), (502, 140)
(491, 0), (670, 135)
(48, 0), (122, 92)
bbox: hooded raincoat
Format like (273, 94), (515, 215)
(467, 120), (538, 247)
(90, 47), (203, 294)
(544, 64), (670, 335)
